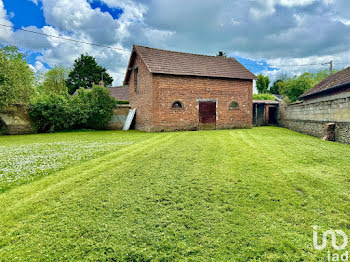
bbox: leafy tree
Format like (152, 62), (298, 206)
(42, 66), (69, 95)
(269, 80), (282, 95)
(66, 54), (113, 95)
(256, 74), (270, 93)
(279, 73), (314, 103)
(0, 45), (35, 107)
(216, 51), (227, 57)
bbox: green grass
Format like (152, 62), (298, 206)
(0, 127), (350, 261)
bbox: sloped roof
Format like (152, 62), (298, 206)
(108, 86), (129, 101)
(124, 45), (256, 84)
(301, 67), (350, 98)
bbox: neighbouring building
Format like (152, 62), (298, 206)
(123, 45), (256, 132)
(108, 86), (129, 102)
(279, 67), (350, 144)
(106, 86), (130, 130)
(253, 100), (279, 126)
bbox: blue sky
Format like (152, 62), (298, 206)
(0, 0), (349, 85)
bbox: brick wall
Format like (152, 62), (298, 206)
(152, 74), (252, 131)
(128, 53), (154, 131)
(278, 90), (350, 144)
(128, 53), (253, 132)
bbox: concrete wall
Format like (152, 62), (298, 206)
(278, 91), (350, 144)
(107, 104), (131, 130)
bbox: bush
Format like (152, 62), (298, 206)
(253, 93), (275, 100)
(30, 86), (116, 132)
(30, 94), (73, 133)
(84, 85), (117, 129)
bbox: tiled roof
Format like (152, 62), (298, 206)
(301, 67), (350, 98)
(124, 45), (256, 84)
(108, 86), (129, 101)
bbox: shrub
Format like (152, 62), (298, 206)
(30, 94), (74, 133)
(84, 85), (117, 129)
(253, 93), (275, 100)
(30, 86), (117, 133)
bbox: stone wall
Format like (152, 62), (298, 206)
(107, 104), (131, 130)
(278, 91), (350, 144)
(0, 105), (35, 135)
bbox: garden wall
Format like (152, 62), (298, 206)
(278, 92), (350, 144)
(107, 104), (131, 130)
(0, 105), (34, 135)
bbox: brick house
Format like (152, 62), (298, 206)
(123, 45), (256, 131)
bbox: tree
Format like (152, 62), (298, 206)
(42, 66), (69, 95)
(279, 73), (314, 103)
(66, 53), (113, 95)
(256, 74), (270, 93)
(216, 51), (227, 57)
(0, 45), (35, 107)
(270, 80), (282, 95)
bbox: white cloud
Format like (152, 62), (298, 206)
(1, 0), (350, 86)
(0, 0), (13, 41)
(29, 0), (39, 5)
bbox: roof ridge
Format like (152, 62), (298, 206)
(301, 66), (350, 98)
(134, 45), (239, 60)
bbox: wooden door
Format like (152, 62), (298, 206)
(198, 101), (216, 130)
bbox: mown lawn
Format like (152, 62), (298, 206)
(0, 127), (350, 261)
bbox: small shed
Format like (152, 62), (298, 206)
(253, 100), (279, 126)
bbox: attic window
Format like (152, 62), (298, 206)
(171, 101), (183, 109)
(229, 101), (239, 109)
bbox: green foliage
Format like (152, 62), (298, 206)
(84, 85), (117, 129)
(30, 85), (116, 132)
(42, 66), (69, 95)
(29, 94), (74, 133)
(256, 74), (270, 93)
(66, 53), (113, 94)
(269, 80), (282, 95)
(281, 73), (315, 102)
(216, 51), (227, 57)
(253, 93), (275, 100)
(0, 45), (35, 107)
(272, 69), (336, 103)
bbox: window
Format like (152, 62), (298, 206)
(134, 67), (139, 93)
(171, 101), (184, 109)
(229, 101), (239, 109)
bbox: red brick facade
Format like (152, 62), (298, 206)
(126, 48), (254, 132)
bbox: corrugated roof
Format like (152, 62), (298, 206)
(124, 45), (256, 84)
(301, 67), (350, 98)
